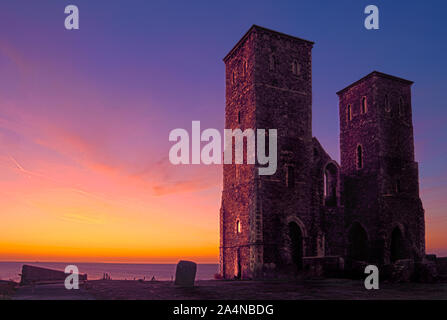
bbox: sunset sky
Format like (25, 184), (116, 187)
(0, 0), (446, 263)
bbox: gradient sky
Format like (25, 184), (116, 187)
(0, 0), (446, 263)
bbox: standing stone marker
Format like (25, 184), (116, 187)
(174, 260), (197, 287)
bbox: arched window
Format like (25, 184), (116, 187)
(357, 145), (363, 169)
(324, 163), (338, 206)
(399, 97), (404, 116)
(347, 104), (352, 122)
(287, 166), (295, 189)
(291, 59), (300, 75)
(269, 54), (276, 71)
(361, 96), (367, 114)
(385, 94), (390, 112)
(236, 219), (242, 234)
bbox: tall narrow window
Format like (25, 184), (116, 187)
(269, 54), (276, 71)
(237, 111), (241, 124)
(347, 104), (352, 122)
(232, 70), (236, 84)
(243, 60), (247, 76)
(236, 219), (242, 234)
(357, 145), (363, 169)
(361, 96), (367, 114)
(385, 94), (390, 112)
(324, 163), (338, 207)
(292, 60), (299, 75)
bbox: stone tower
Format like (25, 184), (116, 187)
(220, 25), (315, 279)
(337, 71), (425, 265)
(219, 25), (428, 280)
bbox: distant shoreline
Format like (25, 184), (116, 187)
(0, 262), (219, 283)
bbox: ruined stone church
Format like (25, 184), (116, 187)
(219, 25), (426, 279)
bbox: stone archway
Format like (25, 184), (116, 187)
(348, 222), (369, 262)
(390, 227), (407, 262)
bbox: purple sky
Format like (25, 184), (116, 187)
(0, 0), (446, 261)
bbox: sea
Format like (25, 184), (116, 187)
(0, 262), (219, 282)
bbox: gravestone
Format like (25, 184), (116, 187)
(174, 260), (197, 287)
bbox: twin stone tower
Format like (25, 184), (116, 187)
(219, 25), (425, 279)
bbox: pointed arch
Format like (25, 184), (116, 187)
(347, 222), (369, 261)
(390, 224), (408, 262)
(286, 216), (308, 238)
(323, 161), (339, 207)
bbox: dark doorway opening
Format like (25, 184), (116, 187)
(288, 222), (303, 270)
(348, 223), (369, 261)
(390, 227), (407, 262)
(236, 248), (241, 279)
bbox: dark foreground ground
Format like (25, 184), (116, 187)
(83, 279), (447, 300)
(6, 279), (447, 300)
(0, 281), (16, 300)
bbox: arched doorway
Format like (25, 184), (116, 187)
(348, 223), (369, 261)
(288, 222), (303, 270)
(235, 248), (241, 279)
(390, 227), (407, 262)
